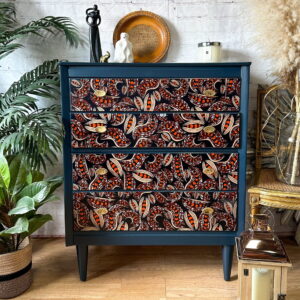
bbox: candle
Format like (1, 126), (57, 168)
(251, 268), (274, 300)
(198, 42), (221, 62)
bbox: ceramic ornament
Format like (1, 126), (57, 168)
(114, 32), (134, 63)
(86, 5), (102, 63)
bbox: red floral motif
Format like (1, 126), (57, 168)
(72, 191), (237, 232)
(71, 113), (240, 149)
(70, 78), (240, 112)
(72, 153), (238, 191)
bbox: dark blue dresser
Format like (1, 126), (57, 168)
(60, 62), (251, 281)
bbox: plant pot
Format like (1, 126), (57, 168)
(0, 238), (32, 299)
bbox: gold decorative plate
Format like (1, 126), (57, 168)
(113, 11), (170, 63)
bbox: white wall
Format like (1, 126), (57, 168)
(0, 0), (275, 236)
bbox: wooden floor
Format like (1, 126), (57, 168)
(16, 238), (299, 300)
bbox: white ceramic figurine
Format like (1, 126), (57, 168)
(114, 32), (134, 63)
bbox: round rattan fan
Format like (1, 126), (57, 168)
(258, 85), (300, 242)
(258, 85), (293, 169)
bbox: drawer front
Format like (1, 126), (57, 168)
(72, 153), (238, 191)
(70, 78), (240, 112)
(71, 112), (240, 149)
(73, 191), (237, 232)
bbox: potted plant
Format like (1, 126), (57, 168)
(0, 2), (82, 170)
(0, 3), (82, 297)
(0, 155), (62, 298)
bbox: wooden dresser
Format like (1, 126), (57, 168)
(60, 62), (251, 281)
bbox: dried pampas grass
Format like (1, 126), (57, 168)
(248, 0), (300, 93)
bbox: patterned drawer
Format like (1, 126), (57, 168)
(70, 78), (240, 112)
(72, 153), (238, 191)
(71, 112), (240, 149)
(73, 191), (237, 232)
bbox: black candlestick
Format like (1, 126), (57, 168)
(86, 4), (102, 62)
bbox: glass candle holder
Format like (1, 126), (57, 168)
(198, 42), (221, 62)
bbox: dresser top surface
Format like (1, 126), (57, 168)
(60, 62), (251, 67)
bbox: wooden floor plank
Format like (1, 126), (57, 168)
(14, 238), (300, 300)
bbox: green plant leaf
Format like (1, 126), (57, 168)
(0, 14), (83, 59)
(46, 176), (63, 194)
(37, 195), (59, 208)
(1, 16), (83, 51)
(27, 214), (52, 235)
(18, 181), (50, 203)
(8, 155), (27, 195)
(0, 60), (64, 171)
(2, 60), (60, 109)
(8, 196), (35, 215)
(0, 217), (28, 236)
(31, 170), (44, 183)
(0, 3), (17, 33)
(0, 43), (22, 60)
(0, 189), (4, 205)
(26, 170), (44, 185)
(0, 154), (10, 189)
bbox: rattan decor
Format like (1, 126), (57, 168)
(248, 86), (300, 225)
(0, 238), (32, 299)
(113, 11), (170, 63)
(0, 241), (31, 276)
(0, 271), (32, 299)
(255, 169), (300, 193)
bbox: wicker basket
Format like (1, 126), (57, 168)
(0, 238), (32, 299)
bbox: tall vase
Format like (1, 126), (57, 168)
(276, 112), (300, 185)
(276, 72), (300, 185)
(276, 69), (300, 185)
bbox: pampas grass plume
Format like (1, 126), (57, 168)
(248, 0), (300, 92)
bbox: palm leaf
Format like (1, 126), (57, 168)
(0, 59), (64, 171)
(1, 59), (60, 109)
(0, 5), (82, 172)
(0, 105), (63, 171)
(0, 16), (83, 58)
(0, 3), (17, 33)
(0, 43), (22, 60)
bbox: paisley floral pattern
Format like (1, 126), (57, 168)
(73, 191), (237, 232)
(70, 78), (241, 112)
(70, 77), (241, 233)
(72, 153), (238, 191)
(71, 112), (240, 149)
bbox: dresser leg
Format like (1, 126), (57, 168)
(76, 245), (88, 281)
(222, 245), (233, 281)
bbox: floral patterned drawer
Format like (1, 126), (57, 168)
(70, 78), (240, 112)
(71, 112), (240, 149)
(73, 191), (237, 232)
(72, 153), (238, 191)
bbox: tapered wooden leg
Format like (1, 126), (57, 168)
(222, 245), (233, 281)
(76, 245), (88, 281)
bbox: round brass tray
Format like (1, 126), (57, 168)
(113, 11), (170, 63)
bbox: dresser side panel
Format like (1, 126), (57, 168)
(60, 65), (74, 246)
